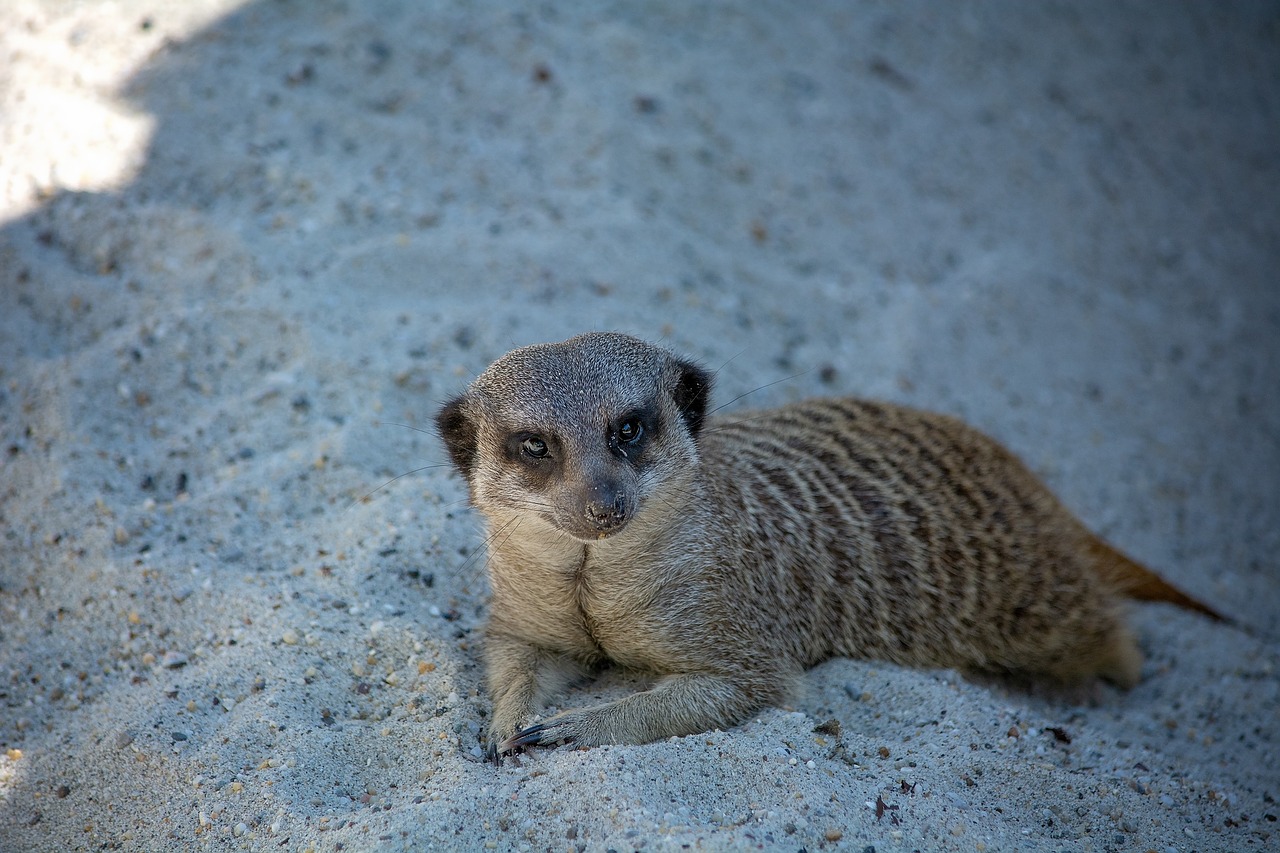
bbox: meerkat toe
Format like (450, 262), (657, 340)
(505, 722), (555, 751)
(512, 707), (622, 749)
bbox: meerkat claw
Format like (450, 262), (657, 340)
(485, 739), (526, 768)
(505, 722), (551, 750)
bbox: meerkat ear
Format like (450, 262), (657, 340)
(671, 359), (713, 437)
(435, 395), (478, 479)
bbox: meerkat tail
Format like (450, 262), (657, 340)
(1084, 536), (1226, 622)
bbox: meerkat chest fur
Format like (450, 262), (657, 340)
(484, 503), (715, 670)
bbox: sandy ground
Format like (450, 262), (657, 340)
(2, 1), (1278, 851)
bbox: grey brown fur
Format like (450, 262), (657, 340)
(435, 332), (1220, 757)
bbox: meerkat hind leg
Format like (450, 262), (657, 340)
(1083, 626), (1144, 690)
(1012, 625), (1145, 695)
(504, 671), (771, 752)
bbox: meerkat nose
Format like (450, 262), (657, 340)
(583, 484), (628, 531)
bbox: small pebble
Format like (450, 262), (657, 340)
(281, 630), (299, 645)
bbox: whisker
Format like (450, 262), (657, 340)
(706, 368), (812, 419)
(345, 463), (454, 511)
(376, 420), (437, 436)
(452, 515), (521, 580)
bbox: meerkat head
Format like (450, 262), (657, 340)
(436, 333), (712, 543)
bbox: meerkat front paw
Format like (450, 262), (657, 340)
(484, 725), (520, 762)
(485, 707), (535, 762)
(503, 706), (607, 752)
(504, 673), (775, 752)
(481, 637), (583, 761)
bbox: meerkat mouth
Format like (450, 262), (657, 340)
(580, 522), (626, 542)
(560, 519), (628, 543)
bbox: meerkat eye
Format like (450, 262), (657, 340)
(616, 417), (644, 444)
(521, 436), (549, 459)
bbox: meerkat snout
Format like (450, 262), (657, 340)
(542, 460), (637, 542)
(582, 480), (629, 533)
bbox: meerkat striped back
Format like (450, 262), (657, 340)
(699, 398), (1130, 682)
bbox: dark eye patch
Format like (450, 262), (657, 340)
(610, 407), (657, 460)
(507, 431), (554, 463)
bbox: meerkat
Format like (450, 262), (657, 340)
(435, 332), (1222, 758)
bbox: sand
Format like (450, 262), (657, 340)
(1, 1), (1277, 850)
